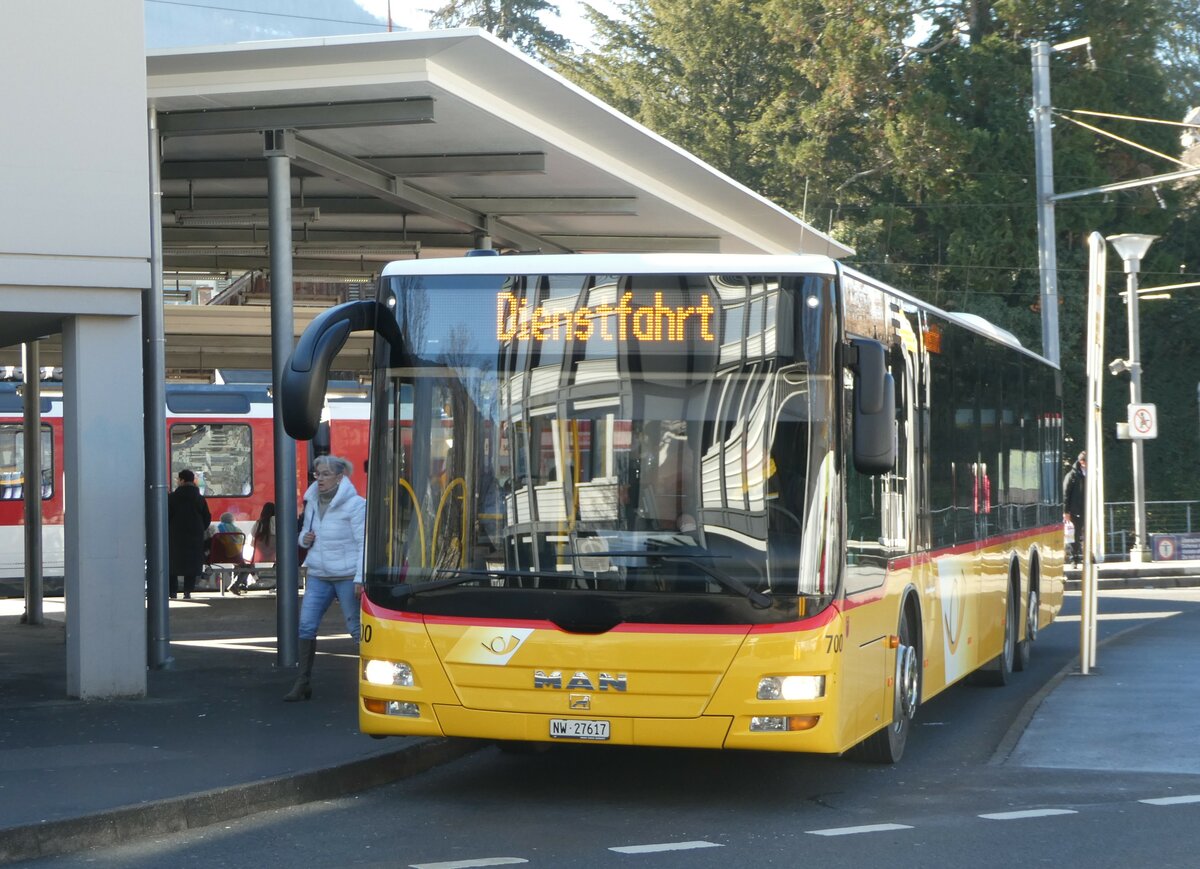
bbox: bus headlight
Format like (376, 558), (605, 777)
(756, 675), (825, 701)
(362, 659), (415, 687)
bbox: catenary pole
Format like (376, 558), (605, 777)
(1032, 41), (1060, 366)
(1081, 232), (1107, 672)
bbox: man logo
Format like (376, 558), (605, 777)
(533, 670), (628, 691)
(569, 694), (591, 710)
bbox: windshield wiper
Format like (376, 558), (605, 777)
(387, 568), (590, 602)
(594, 548), (772, 608)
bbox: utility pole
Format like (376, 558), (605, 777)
(1032, 41), (1060, 366)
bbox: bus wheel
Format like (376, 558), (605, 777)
(976, 585), (1016, 686)
(854, 608), (920, 764)
(1015, 586), (1038, 672)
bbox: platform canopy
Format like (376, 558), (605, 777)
(3, 29), (853, 374)
(147, 28), (850, 268)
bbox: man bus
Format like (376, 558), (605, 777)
(282, 253), (1063, 763)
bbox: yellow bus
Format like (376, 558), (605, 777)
(283, 253), (1064, 763)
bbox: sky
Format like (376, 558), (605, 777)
(353, 0), (618, 49)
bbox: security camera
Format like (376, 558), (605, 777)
(1109, 358), (1130, 376)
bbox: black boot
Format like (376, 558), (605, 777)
(283, 639), (316, 702)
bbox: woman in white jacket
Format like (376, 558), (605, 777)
(284, 454), (366, 702)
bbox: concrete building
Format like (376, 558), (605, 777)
(1, 1), (151, 697)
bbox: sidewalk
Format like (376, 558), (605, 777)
(0, 593), (477, 864)
(1064, 557), (1200, 589)
(4, 572), (1200, 863)
(1004, 595), (1200, 775)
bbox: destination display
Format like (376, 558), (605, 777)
(496, 290), (717, 344)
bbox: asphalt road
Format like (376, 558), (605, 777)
(21, 589), (1200, 869)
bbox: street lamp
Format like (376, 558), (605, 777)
(1107, 233), (1157, 563)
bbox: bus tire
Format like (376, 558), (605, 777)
(853, 604), (920, 764)
(1015, 562), (1039, 672)
(976, 581), (1017, 686)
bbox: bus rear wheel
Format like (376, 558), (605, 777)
(854, 607), (919, 764)
(975, 584), (1016, 686)
(1015, 587), (1038, 672)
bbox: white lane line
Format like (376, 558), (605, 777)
(610, 841), (723, 854)
(1140, 795), (1200, 806)
(410, 859), (528, 869)
(806, 823), (912, 837)
(979, 809), (1078, 820)
(1055, 611), (1181, 623)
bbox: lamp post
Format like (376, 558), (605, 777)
(1107, 233), (1157, 563)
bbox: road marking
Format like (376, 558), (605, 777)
(979, 809), (1078, 820)
(610, 841), (722, 854)
(410, 859), (528, 869)
(806, 823), (912, 837)
(1055, 611), (1181, 623)
(1140, 795), (1200, 806)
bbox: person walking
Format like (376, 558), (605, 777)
(1063, 451), (1086, 566)
(284, 455), (366, 702)
(167, 469), (211, 600)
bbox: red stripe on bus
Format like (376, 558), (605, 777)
(843, 590), (885, 611)
(887, 524), (1058, 571)
(362, 596), (837, 635)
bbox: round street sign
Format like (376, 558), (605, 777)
(1128, 403), (1157, 439)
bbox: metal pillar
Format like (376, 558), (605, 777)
(266, 130), (299, 667)
(22, 342), (43, 626)
(1032, 41), (1061, 366)
(1080, 232), (1107, 673)
(145, 106), (172, 668)
(1109, 234), (1156, 563)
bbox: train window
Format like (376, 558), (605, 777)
(170, 423), (252, 497)
(0, 424), (54, 500)
(166, 392), (252, 414)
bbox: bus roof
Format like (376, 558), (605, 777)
(380, 252), (840, 278)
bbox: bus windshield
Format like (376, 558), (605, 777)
(365, 271), (839, 621)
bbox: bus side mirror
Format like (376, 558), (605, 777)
(282, 300), (399, 440)
(848, 338), (897, 475)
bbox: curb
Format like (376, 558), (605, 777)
(1064, 575), (1200, 591)
(0, 737), (481, 864)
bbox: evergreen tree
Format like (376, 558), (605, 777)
(564, 0), (1200, 516)
(427, 0), (571, 60)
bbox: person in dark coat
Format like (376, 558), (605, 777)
(168, 469), (211, 599)
(1062, 451), (1086, 566)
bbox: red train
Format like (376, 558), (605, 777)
(0, 380), (369, 591)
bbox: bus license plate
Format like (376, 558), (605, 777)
(549, 718), (610, 740)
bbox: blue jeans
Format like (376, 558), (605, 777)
(298, 577), (361, 642)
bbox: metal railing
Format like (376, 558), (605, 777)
(1097, 500), (1199, 558)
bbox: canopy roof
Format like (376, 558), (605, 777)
(147, 28), (851, 271)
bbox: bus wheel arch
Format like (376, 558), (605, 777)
(1015, 550), (1040, 672)
(852, 591), (921, 764)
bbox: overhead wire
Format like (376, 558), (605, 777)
(145, 0), (388, 29)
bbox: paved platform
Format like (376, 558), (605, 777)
(3, 576), (1200, 863)
(0, 593), (477, 863)
(1007, 598), (1200, 775)
(1064, 557), (1200, 589)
